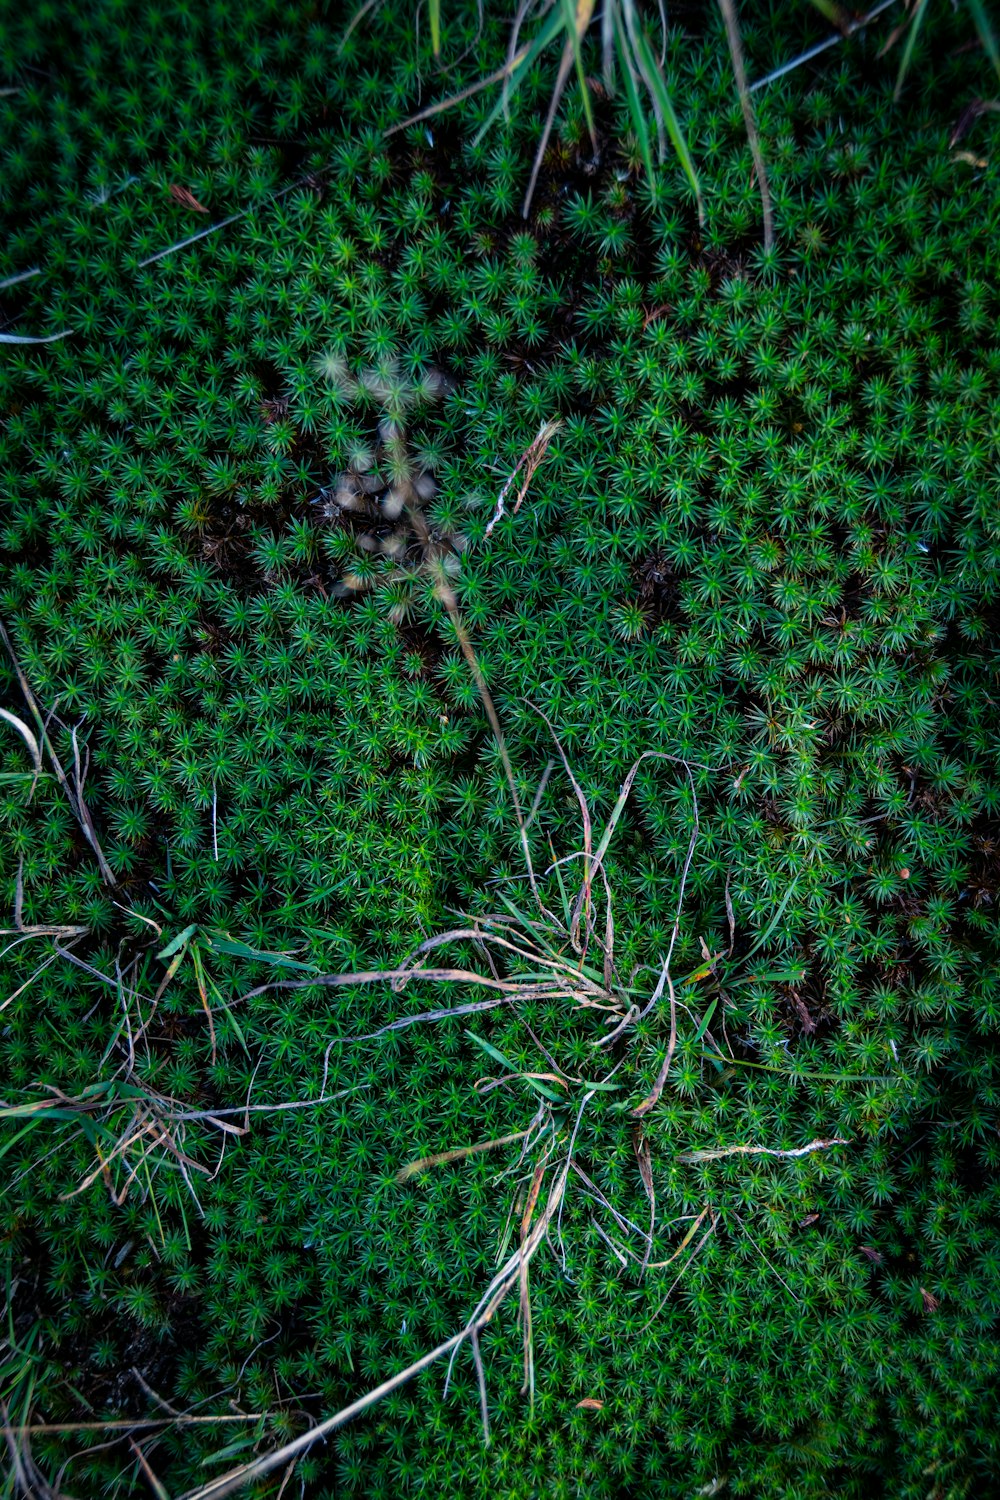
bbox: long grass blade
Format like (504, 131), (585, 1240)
(563, 0), (597, 145)
(716, 0), (773, 250)
(894, 0), (931, 99)
(614, 13), (656, 188)
(966, 0), (1000, 82)
(627, 16), (703, 222)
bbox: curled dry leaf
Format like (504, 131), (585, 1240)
(920, 1286), (940, 1313)
(169, 184), (210, 213)
(860, 1245), (883, 1264)
(575, 1398), (604, 1410)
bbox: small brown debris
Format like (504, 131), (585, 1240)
(920, 1286), (940, 1312)
(168, 184), (210, 213)
(575, 1398), (605, 1410)
(859, 1245), (883, 1265)
(792, 991), (817, 1035)
(259, 397), (290, 425)
(949, 98), (1000, 148)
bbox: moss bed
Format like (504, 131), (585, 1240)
(2, 2), (1000, 1496)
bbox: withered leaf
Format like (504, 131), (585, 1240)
(169, 184), (209, 214)
(860, 1245), (883, 1265)
(520, 1162), (545, 1241)
(634, 1131), (654, 1206)
(920, 1286), (940, 1313)
(575, 1398), (605, 1410)
(792, 992), (817, 1034)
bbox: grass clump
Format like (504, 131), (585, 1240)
(1, 0), (1000, 1496)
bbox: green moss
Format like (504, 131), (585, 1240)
(2, 1), (1000, 1497)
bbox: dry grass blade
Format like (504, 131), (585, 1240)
(679, 1136), (850, 1163)
(0, 268), (40, 290)
(431, 567), (545, 903)
(521, 0), (596, 215)
(634, 1130), (655, 1271)
(631, 959), (678, 1117)
(749, 0), (898, 92)
(0, 708), (42, 778)
(484, 420), (562, 538)
(949, 96), (1000, 146)
(127, 1438), (170, 1500)
(1, 862), (89, 941)
(239, 962), (563, 1007)
(638, 1208), (719, 1331)
(0, 622), (117, 888)
(0, 329), (72, 345)
(2, 1402), (78, 1499)
(168, 184), (209, 213)
(470, 1329), (490, 1445)
(0, 1077), (355, 1222)
(180, 1167), (569, 1500)
(384, 40), (542, 135)
(395, 1128), (532, 1182)
(7, 1415), (264, 1436)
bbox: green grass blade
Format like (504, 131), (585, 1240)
(966, 0), (1000, 81)
(630, 21), (703, 222)
(465, 1030), (565, 1102)
(472, 8), (568, 146)
(429, 0), (441, 58)
(0, 1117), (46, 1161)
(204, 970), (250, 1056)
(691, 997), (718, 1044)
(894, 0), (931, 99)
(465, 1029), (517, 1074)
(614, 13), (656, 190)
(562, 0), (596, 145)
(157, 923), (199, 961)
(205, 935), (318, 971)
(735, 875), (802, 965)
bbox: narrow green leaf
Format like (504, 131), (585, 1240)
(465, 1030), (565, 1102)
(206, 934), (318, 971)
(630, 22), (703, 222)
(157, 923), (199, 960)
(966, 0), (1000, 81)
(894, 0), (931, 99)
(465, 1029), (517, 1074)
(614, 13), (656, 190)
(561, 0), (596, 144)
(472, 8), (568, 146)
(692, 997), (718, 1044)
